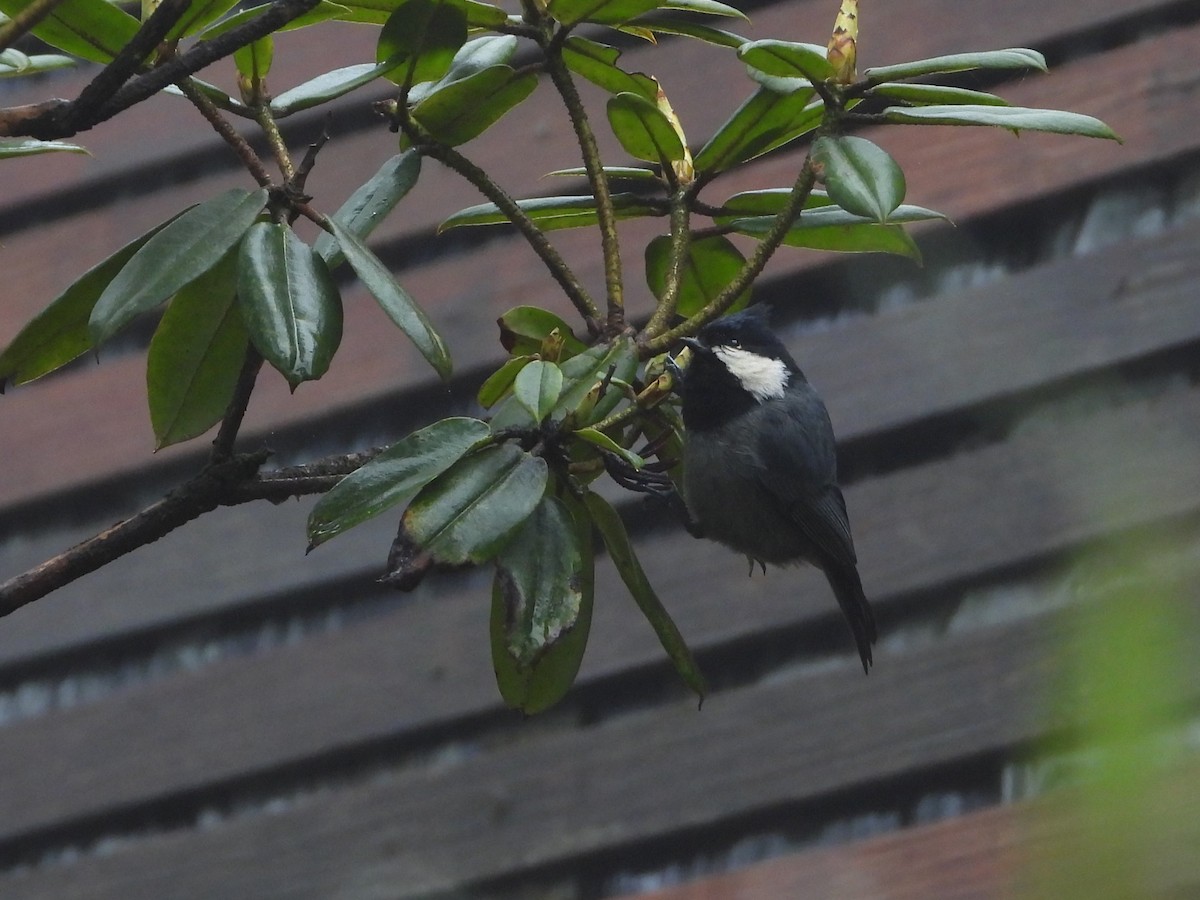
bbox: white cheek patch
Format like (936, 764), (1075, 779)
(712, 346), (789, 401)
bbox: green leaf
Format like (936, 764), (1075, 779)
(197, 0), (346, 38)
(812, 135), (906, 223)
(719, 196), (944, 227)
(692, 87), (820, 176)
(439, 192), (659, 232)
(331, 0), (501, 25)
(496, 306), (588, 358)
(620, 12), (745, 48)
(0, 138), (88, 158)
(732, 210), (923, 260)
(574, 427), (644, 468)
(585, 492), (706, 700)
(89, 188), (268, 348)
(0, 0), (138, 63)
(398, 443), (549, 565)
(867, 82), (1009, 107)
(406, 34), (520, 105)
(234, 34), (273, 82)
(607, 91), (686, 166)
(715, 187), (833, 218)
(880, 104), (1121, 141)
(167, 0), (240, 39)
(547, 0), (661, 26)
(271, 61), (395, 116)
(327, 218), (451, 379)
(659, 0), (744, 18)
(307, 416), (490, 549)
(553, 337), (637, 425)
(146, 251), (248, 449)
(0, 52), (74, 77)
(0, 216), (180, 389)
(478, 356), (533, 408)
(238, 222), (343, 388)
(864, 48), (1046, 83)
(377, 0), (467, 87)
(645, 233), (750, 318)
(314, 151), (422, 268)
(513, 360), (564, 422)
(563, 36), (657, 100)
(407, 64), (537, 147)
(738, 39), (833, 82)
(491, 493), (594, 714)
(545, 165), (659, 181)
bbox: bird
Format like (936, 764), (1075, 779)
(674, 306), (877, 673)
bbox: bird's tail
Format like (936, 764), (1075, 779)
(822, 562), (878, 674)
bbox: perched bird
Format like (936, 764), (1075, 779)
(675, 306), (877, 672)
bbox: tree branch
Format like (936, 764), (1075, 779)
(179, 78), (273, 187)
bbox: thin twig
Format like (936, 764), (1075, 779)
(641, 187), (692, 339)
(179, 79), (273, 186)
(541, 41), (624, 335)
(256, 103), (295, 181)
(401, 118), (602, 331)
(640, 157), (819, 357)
(0, 0), (68, 52)
(210, 348), (264, 462)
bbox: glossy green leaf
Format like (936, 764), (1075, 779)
(0, 138), (88, 158)
(439, 192), (659, 232)
(692, 87), (820, 176)
(307, 416), (490, 548)
(732, 211), (923, 260)
(881, 104), (1121, 141)
(813, 135), (906, 223)
(331, 0), (502, 25)
(620, 12), (745, 48)
(271, 61), (395, 116)
(547, 0), (661, 26)
(868, 82), (1009, 107)
(864, 48), (1046, 83)
(89, 188), (268, 348)
(545, 165), (659, 181)
(563, 36), (657, 100)
(238, 222), (343, 388)
(407, 64), (537, 147)
(574, 427), (644, 468)
(607, 91), (686, 166)
(146, 251), (248, 449)
(314, 151), (422, 268)
(659, 0), (744, 17)
(478, 356), (533, 408)
(197, 0), (346, 38)
(327, 218), (451, 379)
(0, 0), (138, 63)
(715, 187), (833, 218)
(554, 337), (637, 425)
(0, 216), (180, 389)
(645, 234), (750, 318)
(234, 34), (273, 82)
(513, 360), (564, 422)
(167, 0), (240, 39)
(585, 492), (706, 701)
(738, 39), (833, 82)
(377, 0), (467, 87)
(491, 493), (594, 714)
(407, 33), (520, 105)
(718, 195), (944, 227)
(398, 443), (548, 565)
(0, 52), (74, 77)
(496, 307), (587, 359)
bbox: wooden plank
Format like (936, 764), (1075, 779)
(3, 17), (1197, 508)
(616, 769), (1200, 900)
(0, 379), (1198, 849)
(2, 207), (1198, 668)
(1, 599), (1197, 899)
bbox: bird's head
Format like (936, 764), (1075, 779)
(678, 306), (800, 405)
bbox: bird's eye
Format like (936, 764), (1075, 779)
(727, 339), (741, 349)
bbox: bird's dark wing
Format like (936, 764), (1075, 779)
(752, 392), (858, 568)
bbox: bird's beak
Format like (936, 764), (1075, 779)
(679, 336), (706, 352)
